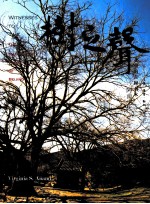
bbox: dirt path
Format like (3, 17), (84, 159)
(0, 186), (150, 202)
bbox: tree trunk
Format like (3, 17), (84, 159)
(80, 166), (86, 191)
(6, 142), (42, 196)
(7, 150), (37, 196)
(30, 140), (43, 179)
(8, 179), (36, 196)
(0, 176), (3, 192)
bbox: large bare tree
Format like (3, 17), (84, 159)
(0, 0), (149, 195)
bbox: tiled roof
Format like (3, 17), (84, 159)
(58, 160), (82, 171)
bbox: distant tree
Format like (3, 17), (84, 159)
(0, 0), (149, 195)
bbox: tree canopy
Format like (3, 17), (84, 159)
(0, 0), (149, 179)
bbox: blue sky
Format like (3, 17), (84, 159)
(1, 0), (150, 46)
(89, 0), (150, 47)
(120, 0), (150, 46)
(2, 0), (150, 44)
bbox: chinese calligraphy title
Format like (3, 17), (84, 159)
(40, 12), (149, 74)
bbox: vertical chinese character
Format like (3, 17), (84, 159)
(67, 12), (79, 51)
(51, 15), (65, 45)
(107, 27), (122, 50)
(122, 27), (149, 53)
(107, 27), (131, 73)
(82, 24), (106, 52)
(115, 47), (131, 74)
(107, 27), (149, 74)
(40, 15), (65, 47)
(40, 16), (52, 46)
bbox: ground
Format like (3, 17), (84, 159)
(0, 186), (150, 203)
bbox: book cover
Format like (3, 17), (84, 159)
(0, 0), (150, 202)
